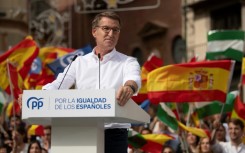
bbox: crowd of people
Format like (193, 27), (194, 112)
(128, 104), (245, 153)
(0, 106), (51, 153)
(0, 96), (243, 153)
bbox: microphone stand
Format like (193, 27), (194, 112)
(58, 55), (78, 89)
(98, 53), (101, 89)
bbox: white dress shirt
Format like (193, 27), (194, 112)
(43, 48), (141, 129)
(219, 141), (245, 153)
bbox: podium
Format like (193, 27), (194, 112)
(22, 89), (150, 153)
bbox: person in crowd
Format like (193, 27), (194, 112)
(162, 145), (175, 153)
(219, 118), (245, 153)
(27, 140), (42, 153)
(186, 132), (200, 153)
(152, 120), (181, 152)
(215, 124), (227, 142)
(19, 11), (141, 153)
(140, 127), (152, 135)
(41, 148), (48, 153)
(0, 143), (11, 153)
(197, 137), (214, 153)
(10, 126), (28, 153)
(40, 126), (51, 153)
(198, 135), (224, 153)
(7, 116), (22, 134)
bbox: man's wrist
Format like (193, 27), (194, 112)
(125, 85), (136, 94)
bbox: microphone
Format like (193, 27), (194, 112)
(98, 53), (101, 89)
(58, 54), (78, 89)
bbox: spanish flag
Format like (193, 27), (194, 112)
(7, 62), (23, 99)
(24, 47), (74, 89)
(0, 36), (38, 94)
(28, 125), (44, 136)
(6, 101), (21, 118)
(132, 54), (163, 103)
(128, 133), (174, 153)
(242, 58), (245, 85)
(147, 60), (234, 103)
(39, 46), (74, 75)
(231, 96), (245, 125)
(191, 111), (200, 128)
(39, 47), (74, 61)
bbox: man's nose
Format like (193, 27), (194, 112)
(108, 29), (114, 36)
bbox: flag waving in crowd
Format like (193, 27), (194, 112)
(231, 95), (245, 124)
(47, 44), (92, 76)
(206, 30), (244, 61)
(0, 36), (39, 95)
(157, 103), (210, 138)
(147, 60), (235, 103)
(128, 132), (174, 153)
(194, 91), (238, 120)
(24, 46), (75, 90)
(132, 53), (163, 103)
(6, 62), (23, 99)
(242, 58), (245, 84)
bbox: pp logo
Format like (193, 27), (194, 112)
(27, 97), (44, 109)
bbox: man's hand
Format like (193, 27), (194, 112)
(116, 86), (134, 106)
(18, 94), (22, 109)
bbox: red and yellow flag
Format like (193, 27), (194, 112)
(191, 111), (200, 128)
(24, 47), (74, 89)
(7, 62), (23, 99)
(242, 58), (245, 85)
(231, 96), (245, 143)
(178, 122), (209, 138)
(231, 96), (245, 124)
(6, 101), (21, 118)
(147, 60), (234, 103)
(128, 133), (173, 153)
(0, 36), (38, 94)
(39, 46), (74, 62)
(28, 125), (44, 136)
(132, 54), (163, 103)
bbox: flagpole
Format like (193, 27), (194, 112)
(6, 59), (16, 132)
(176, 103), (189, 153)
(185, 103), (192, 126)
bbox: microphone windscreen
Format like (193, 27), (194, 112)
(72, 55), (78, 61)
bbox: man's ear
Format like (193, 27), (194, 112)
(92, 28), (97, 38)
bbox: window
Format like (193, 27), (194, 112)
(211, 4), (241, 30)
(132, 48), (144, 66)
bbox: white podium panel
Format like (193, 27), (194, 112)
(22, 89), (150, 153)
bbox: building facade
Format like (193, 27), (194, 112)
(183, 0), (245, 90)
(0, 0), (184, 66)
(183, 0), (245, 60)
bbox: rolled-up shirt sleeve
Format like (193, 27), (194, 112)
(123, 57), (141, 93)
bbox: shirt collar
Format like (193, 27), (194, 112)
(92, 48), (117, 63)
(230, 141), (245, 147)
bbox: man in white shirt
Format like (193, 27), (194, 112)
(42, 11), (141, 153)
(219, 118), (245, 153)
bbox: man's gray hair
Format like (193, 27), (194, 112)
(92, 11), (121, 29)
